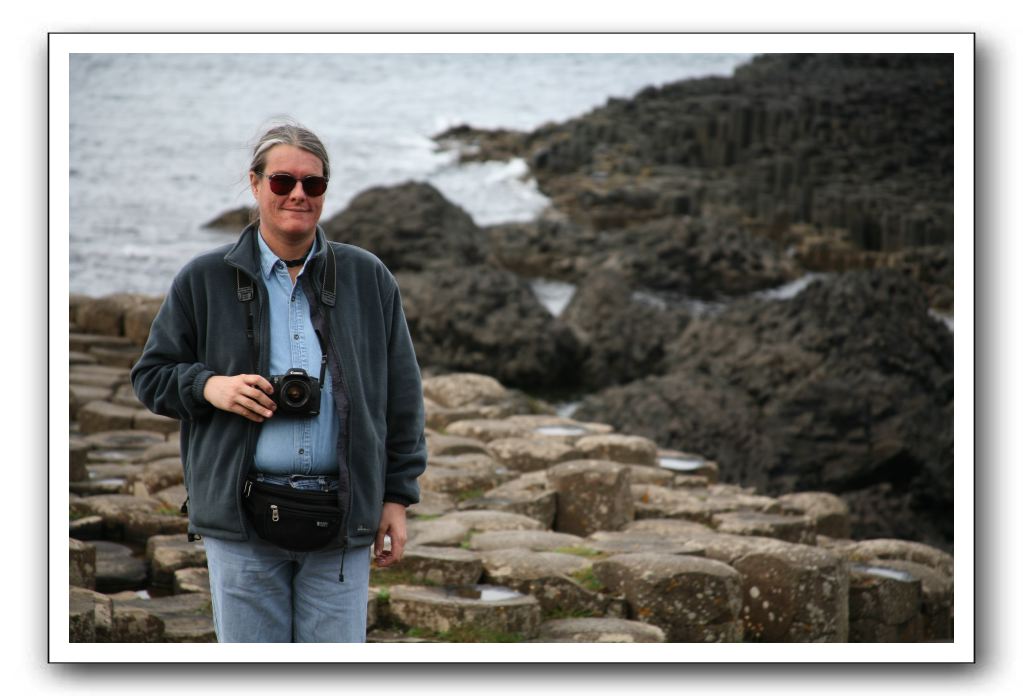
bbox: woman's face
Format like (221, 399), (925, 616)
(249, 144), (326, 244)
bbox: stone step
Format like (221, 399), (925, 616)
(389, 584), (542, 640)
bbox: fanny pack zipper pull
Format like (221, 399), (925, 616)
(271, 504), (279, 522)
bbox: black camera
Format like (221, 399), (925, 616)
(269, 368), (321, 417)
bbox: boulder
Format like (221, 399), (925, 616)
(438, 510), (545, 534)
(69, 384), (113, 420)
(585, 530), (708, 557)
(123, 297), (165, 345)
(113, 593), (214, 642)
(861, 559), (953, 641)
(69, 586), (113, 642)
(70, 364), (132, 390)
(547, 460), (634, 536)
(69, 439), (90, 482)
(538, 617), (666, 643)
(77, 401), (143, 434)
(837, 538), (954, 578)
(593, 553), (744, 642)
(426, 432), (492, 458)
(173, 567), (211, 595)
(460, 472), (557, 527)
(75, 293), (147, 337)
(133, 410), (180, 435)
(322, 181), (486, 272)
(121, 457), (184, 498)
(407, 518), (470, 547)
(407, 489), (457, 518)
(445, 418), (533, 443)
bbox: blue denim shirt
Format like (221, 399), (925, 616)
(252, 231), (340, 476)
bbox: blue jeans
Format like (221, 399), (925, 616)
(203, 474), (371, 643)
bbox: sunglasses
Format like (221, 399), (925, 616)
(264, 173), (329, 197)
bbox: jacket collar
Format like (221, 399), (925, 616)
(224, 224), (335, 309)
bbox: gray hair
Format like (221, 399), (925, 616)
(249, 121), (331, 180)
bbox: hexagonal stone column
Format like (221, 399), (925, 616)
(848, 564), (924, 642)
(547, 460), (634, 535)
(538, 617), (666, 642)
(389, 584), (541, 639)
(593, 552), (744, 642)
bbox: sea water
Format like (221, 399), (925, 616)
(69, 53), (753, 296)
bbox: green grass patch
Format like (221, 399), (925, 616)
(552, 546), (604, 558)
(543, 607), (597, 621)
(455, 488), (485, 502)
(154, 505), (182, 517)
(569, 567), (605, 593)
(410, 513), (441, 521)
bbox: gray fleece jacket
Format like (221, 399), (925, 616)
(130, 224), (427, 548)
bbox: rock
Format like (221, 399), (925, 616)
(69, 587), (113, 642)
(572, 434), (659, 466)
(147, 534), (207, 588)
(407, 518), (470, 547)
(73, 494), (184, 542)
(480, 548), (608, 616)
(70, 538), (96, 589)
(418, 465), (509, 498)
(83, 430), (166, 453)
(407, 489), (456, 518)
(426, 432), (492, 458)
(422, 373), (518, 409)
(397, 546), (484, 586)
(70, 364), (132, 390)
(560, 268), (690, 389)
(113, 593), (214, 642)
(121, 457), (184, 497)
(174, 567), (211, 595)
(90, 344), (142, 368)
(777, 491), (852, 538)
(397, 266), (582, 390)
(468, 530), (585, 553)
(547, 460), (634, 535)
(459, 472), (557, 527)
(133, 410), (180, 435)
(699, 534), (849, 642)
(93, 540), (148, 593)
(623, 464), (675, 487)
(69, 439), (90, 481)
(70, 515), (104, 540)
(585, 530), (707, 557)
(711, 511), (817, 545)
(837, 538), (953, 578)
(69, 332), (135, 353)
(70, 350), (99, 365)
(593, 553), (744, 642)
(624, 518), (718, 538)
(140, 440), (180, 462)
(76, 399), (142, 431)
(438, 510), (544, 533)
(153, 484), (188, 513)
(388, 584), (541, 639)
(578, 270), (953, 550)
(322, 181), (486, 272)
(69, 384), (113, 420)
(445, 419), (533, 443)
(848, 564), (924, 642)
(203, 205), (254, 231)
(861, 559), (952, 640)
(75, 293), (147, 336)
(632, 484), (779, 523)
(538, 617), (666, 642)
(123, 298), (165, 345)
(487, 437), (579, 472)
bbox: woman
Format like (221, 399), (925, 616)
(131, 122), (427, 642)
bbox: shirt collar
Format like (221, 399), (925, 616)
(256, 229), (318, 280)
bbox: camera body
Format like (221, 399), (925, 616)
(269, 368), (321, 417)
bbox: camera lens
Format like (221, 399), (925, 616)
(282, 379), (309, 408)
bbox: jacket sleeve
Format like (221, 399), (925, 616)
(382, 281), (427, 506)
(130, 276), (216, 423)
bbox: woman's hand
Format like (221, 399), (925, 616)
(203, 374), (276, 422)
(374, 502), (408, 568)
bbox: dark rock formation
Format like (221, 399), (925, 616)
(202, 206), (253, 232)
(560, 269), (689, 389)
(576, 270), (953, 549)
(396, 266), (581, 390)
(322, 181), (486, 271)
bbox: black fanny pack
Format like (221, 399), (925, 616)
(242, 477), (343, 552)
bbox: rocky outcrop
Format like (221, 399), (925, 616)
(576, 270), (953, 550)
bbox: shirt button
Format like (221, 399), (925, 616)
(294, 334), (300, 340)
(299, 448), (305, 454)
